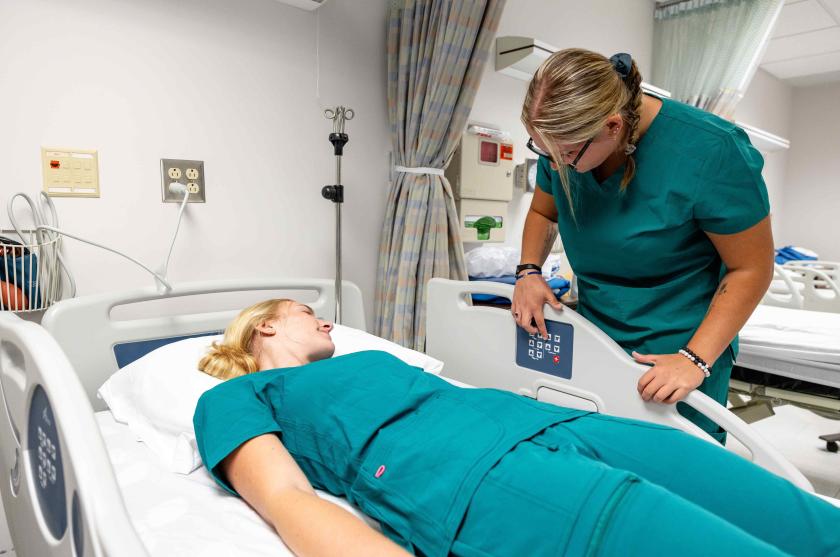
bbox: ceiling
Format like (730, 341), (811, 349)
(760, 0), (840, 86)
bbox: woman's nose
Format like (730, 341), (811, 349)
(320, 321), (333, 333)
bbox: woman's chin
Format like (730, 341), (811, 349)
(314, 341), (336, 361)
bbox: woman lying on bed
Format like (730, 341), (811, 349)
(193, 299), (840, 557)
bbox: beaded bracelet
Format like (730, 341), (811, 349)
(515, 271), (542, 281)
(678, 347), (711, 378)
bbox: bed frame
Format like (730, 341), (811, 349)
(0, 277), (833, 557)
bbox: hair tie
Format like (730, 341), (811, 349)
(609, 52), (633, 79)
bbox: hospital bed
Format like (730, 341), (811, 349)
(0, 278), (836, 557)
(733, 304), (840, 450)
(764, 262), (840, 313)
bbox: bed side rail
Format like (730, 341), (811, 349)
(762, 264), (803, 309)
(41, 278), (365, 410)
(426, 279), (812, 491)
(784, 265), (840, 313)
(0, 313), (147, 556)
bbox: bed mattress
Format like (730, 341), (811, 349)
(95, 411), (378, 556)
(741, 306), (840, 359)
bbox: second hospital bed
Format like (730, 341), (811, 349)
(0, 278), (836, 557)
(733, 304), (840, 450)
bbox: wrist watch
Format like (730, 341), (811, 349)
(516, 263), (542, 276)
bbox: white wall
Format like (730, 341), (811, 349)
(466, 0), (656, 257)
(734, 68), (793, 241)
(776, 81), (840, 260)
(0, 0), (390, 327)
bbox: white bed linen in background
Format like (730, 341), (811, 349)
(96, 411), (378, 557)
(742, 306), (840, 355)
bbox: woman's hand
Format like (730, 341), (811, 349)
(511, 274), (564, 339)
(632, 352), (705, 404)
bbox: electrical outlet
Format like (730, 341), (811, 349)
(161, 158), (205, 203)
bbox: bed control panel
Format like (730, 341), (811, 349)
(27, 385), (67, 540)
(515, 320), (574, 379)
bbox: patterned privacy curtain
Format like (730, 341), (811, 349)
(652, 0), (784, 119)
(374, 0), (505, 350)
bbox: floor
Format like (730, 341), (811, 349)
(726, 403), (840, 498)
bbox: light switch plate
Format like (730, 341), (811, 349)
(161, 159), (205, 203)
(41, 147), (99, 197)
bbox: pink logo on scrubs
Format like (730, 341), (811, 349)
(375, 465), (386, 478)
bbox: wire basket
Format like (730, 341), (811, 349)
(0, 233), (64, 312)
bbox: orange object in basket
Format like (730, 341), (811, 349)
(0, 281), (28, 310)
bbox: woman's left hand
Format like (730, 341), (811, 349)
(631, 352), (705, 404)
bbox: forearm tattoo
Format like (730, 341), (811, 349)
(707, 280), (729, 312)
(541, 224), (558, 261)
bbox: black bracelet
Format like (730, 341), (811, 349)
(516, 263), (542, 276)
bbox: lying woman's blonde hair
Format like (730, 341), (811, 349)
(521, 48), (644, 211)
(199, 298), (294, 380)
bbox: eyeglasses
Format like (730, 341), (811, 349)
(526, 137), (594, 169)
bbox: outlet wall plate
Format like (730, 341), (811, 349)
(161, 159), (205, 203)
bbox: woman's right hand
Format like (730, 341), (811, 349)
(511, 274), (564, 339)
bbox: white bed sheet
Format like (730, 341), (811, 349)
(95, 410), (378, 557)
(742, 306), (840, 356)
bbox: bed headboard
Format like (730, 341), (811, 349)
(41, 278), (365, 410)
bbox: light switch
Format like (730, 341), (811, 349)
(41, 147), (99, 197)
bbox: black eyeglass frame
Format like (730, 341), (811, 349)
(527, 137), (594, 169)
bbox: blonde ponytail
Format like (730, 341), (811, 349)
(198, 299), (293, 380)
(619, 58), (644, 190)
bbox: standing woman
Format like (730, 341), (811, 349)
(511, 49), (774, 442)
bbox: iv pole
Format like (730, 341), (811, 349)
(322, 106), (354, 324)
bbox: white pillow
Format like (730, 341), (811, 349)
(97, 324), (444, 474)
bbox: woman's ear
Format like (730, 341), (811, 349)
(606, 114), (623, 137)
(255, 319), (277, 336)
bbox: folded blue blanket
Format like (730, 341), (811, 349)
(468, 275), (571, 305)
(775, 246), (817, 265)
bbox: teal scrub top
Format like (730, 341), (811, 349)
(537, 96), (770, 359)
(193, 350), (587, 557)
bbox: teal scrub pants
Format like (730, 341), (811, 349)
(451, 414), (840, 557)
